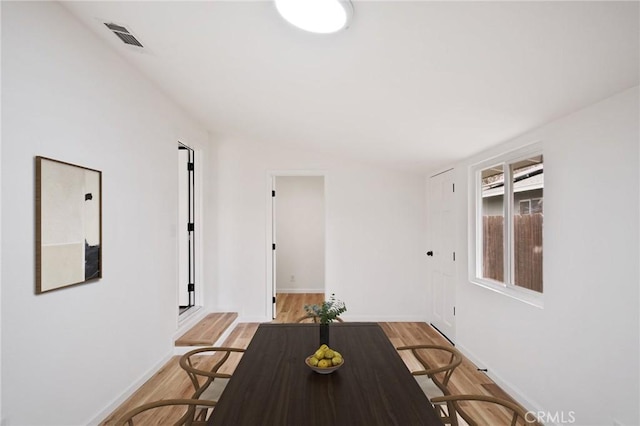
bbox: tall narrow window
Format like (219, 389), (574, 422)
(481, 165), (505, 283)
(511, 156), (543, 292)
(472, 146), (544, 304)
(178, 142), (196, 314)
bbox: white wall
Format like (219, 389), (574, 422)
(449, 87), (639, 425)
(1, 3), (211, 425)
(275, 176), (325, 293)
(0, 2), (3, 418)
(215, 139), (427, 322)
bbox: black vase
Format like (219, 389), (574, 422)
(319, 323), (330, 346)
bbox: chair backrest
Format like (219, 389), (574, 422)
(179, 347), (245, 399)
(430, 394), (536, 426)
(396, 344), (463, 394)
(115, 399), (216, 426)
(294, 314), (344, 323)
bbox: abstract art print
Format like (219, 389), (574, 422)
(36, 156), (102, 293)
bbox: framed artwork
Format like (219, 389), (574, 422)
(35, 156), (102, 294)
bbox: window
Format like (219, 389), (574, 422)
(519, 198), (543, 215)
(472, 145), (543, 305)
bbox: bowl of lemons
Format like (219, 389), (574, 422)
(305, 344), (344, 374)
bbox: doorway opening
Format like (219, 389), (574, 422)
(178, 142), (196, 315)
(270, 175), (326, 319)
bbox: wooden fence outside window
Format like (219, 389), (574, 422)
(482, 214), (543, 292)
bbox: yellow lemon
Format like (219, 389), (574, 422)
(317, 359), (332, 368)
(324, 349), (335, 359)
(308, 357), (319, 367)
(333, 351), (341, 358)
(319, 344), (329, 351)
(331, 356), (343, 366)
(314, 349), (325, 359)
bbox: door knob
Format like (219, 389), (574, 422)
(426, 251), (433, 256)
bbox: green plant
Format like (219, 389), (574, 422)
(304, 294), (347, 325)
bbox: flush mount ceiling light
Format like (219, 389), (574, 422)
(275, 0), (353, 34)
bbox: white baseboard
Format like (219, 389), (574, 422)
(276, 288), (324, 294)
(90, 309), (242, 424)
(88, 308), (212, 425)
(454, 342), (546, 421)
(238, 315), (273, 322)
(341, 315), (429, 322)
(86, 352), (173, 426)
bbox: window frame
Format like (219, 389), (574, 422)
(469, 142), (544, 308)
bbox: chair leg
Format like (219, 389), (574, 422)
(195, 408), (209, 421)
(442, 401), (460, 426)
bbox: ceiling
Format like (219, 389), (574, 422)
(62, 1), (639, 174)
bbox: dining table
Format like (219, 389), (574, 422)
(207, 322), (443, 425)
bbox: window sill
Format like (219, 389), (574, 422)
(469, 278), (544, 309)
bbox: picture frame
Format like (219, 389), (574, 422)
(35, 156), (102, 294)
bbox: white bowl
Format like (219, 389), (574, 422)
(305, 356), (344, 374)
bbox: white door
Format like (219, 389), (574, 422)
(271, 177), (277, 318)
(428, 169), (456, 342)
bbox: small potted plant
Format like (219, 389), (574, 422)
(304, 294), (347, 345)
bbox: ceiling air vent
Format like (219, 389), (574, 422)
(104, 22), (144, 48)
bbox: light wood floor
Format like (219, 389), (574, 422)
(175, 312), (238, 346)
(101, 293), (531, 425)
(273, 292), (324, 322)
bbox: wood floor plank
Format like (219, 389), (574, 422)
(99, 356), (192, 425)
(273, 292), (323, 323)
(175, 312), (238, 346)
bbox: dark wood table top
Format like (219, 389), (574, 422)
(207, 322), (443, 426)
